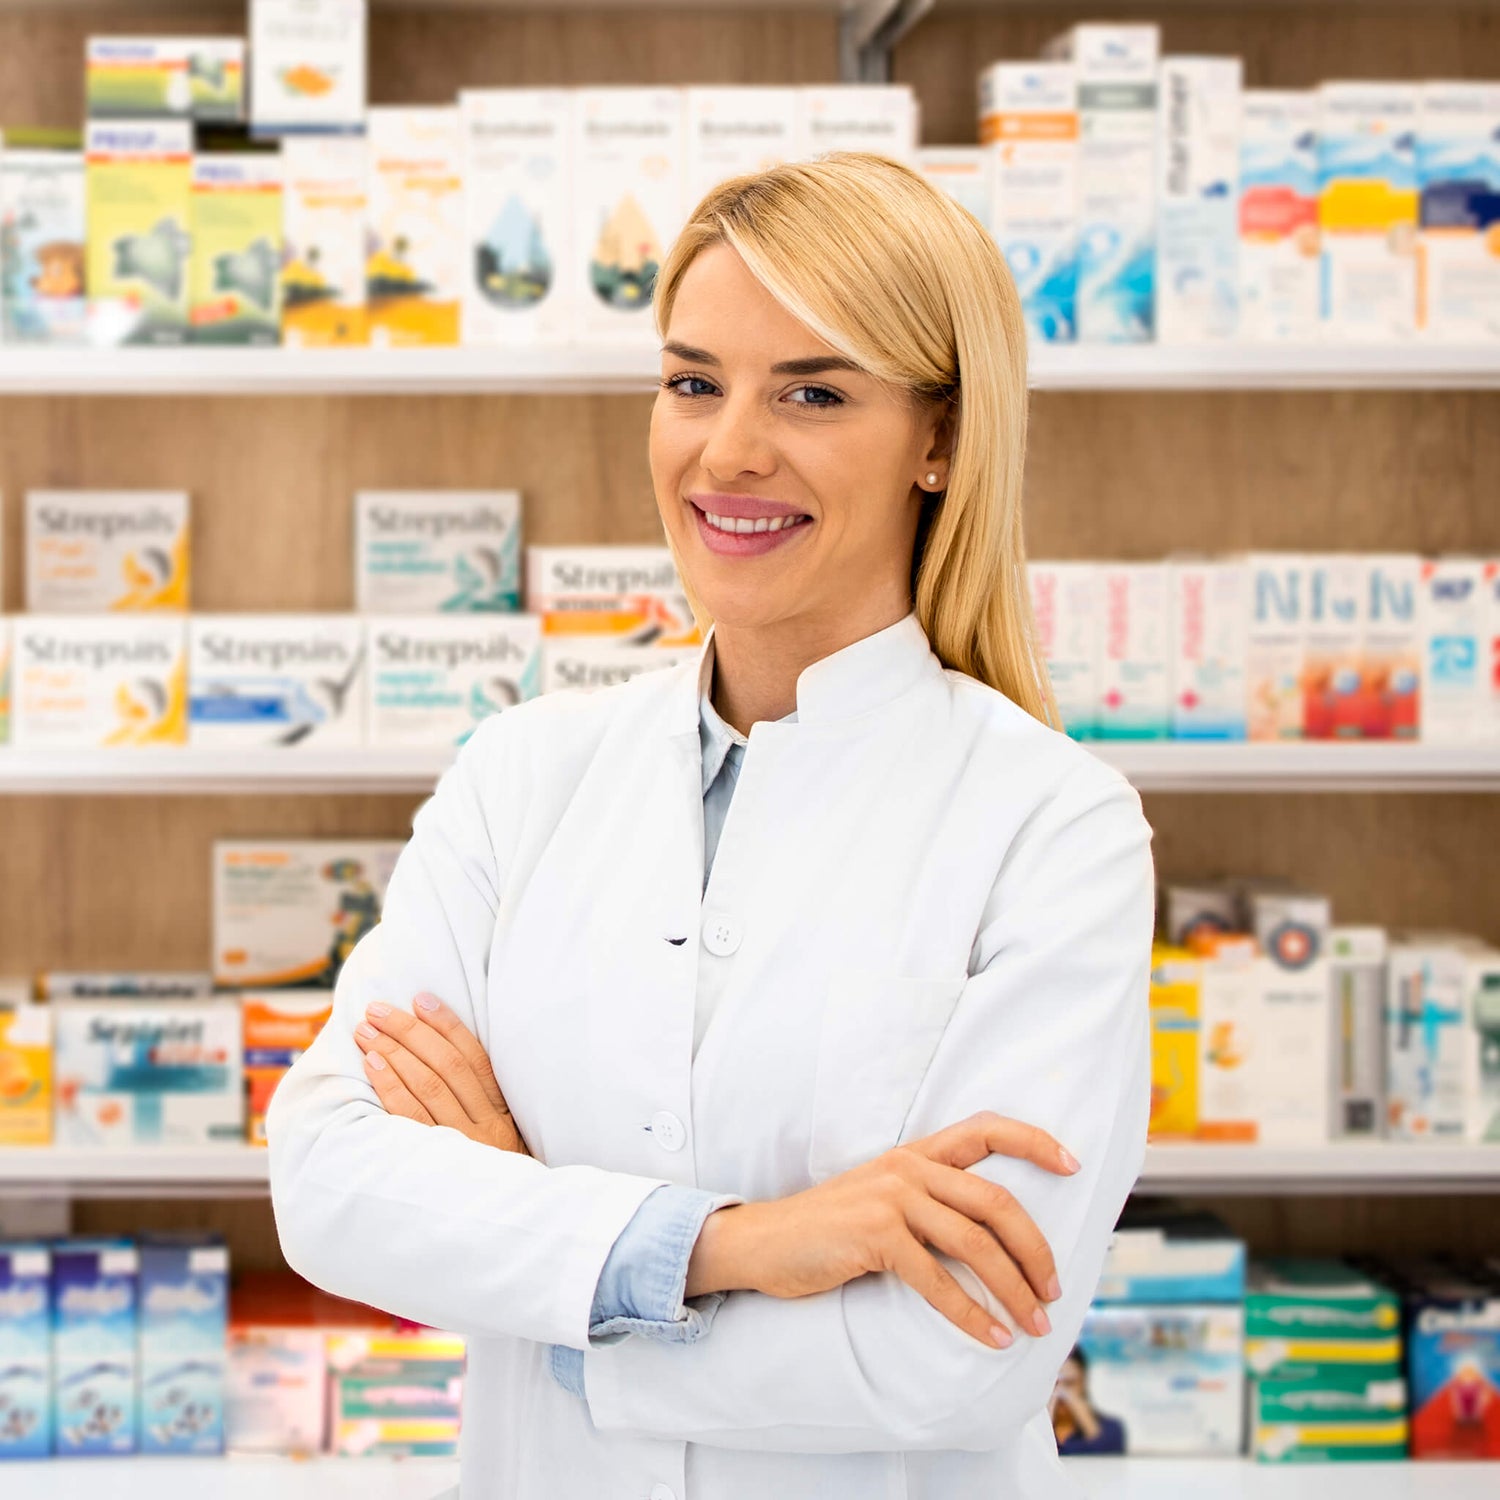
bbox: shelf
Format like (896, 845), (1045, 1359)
(1073, 1460), (1500, 1499)
(1, 343), (1498, 397)
(0, 1145), (274, 1199)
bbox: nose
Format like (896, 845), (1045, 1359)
(697, 390), (777, 482)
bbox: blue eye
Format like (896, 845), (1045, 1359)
(661, 373), (718, 398)
(787, 385), (843, 407)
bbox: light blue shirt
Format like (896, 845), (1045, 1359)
(548, 683), (798, 1399)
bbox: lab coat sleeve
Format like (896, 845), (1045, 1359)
(266, 712), (673, 1350)
(583, 761), (1154, 1452)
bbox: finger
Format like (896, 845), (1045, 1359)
(920, 1158), (1061, 1304)
(356, 1024), (470, 1132)
(910, 1111), (1079, 1177)
(361, 1049), (436, 1127)
(885, 1231), (1013, 1351)
(906, 1195), (1049, 1338)
(361, 1003), (493, 1124)
(410, 994), (509, 1114)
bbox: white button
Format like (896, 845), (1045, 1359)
(702, 911), (741, 956)
(650, 1111), (686, 1152)
(650, 1486), (676, 1500)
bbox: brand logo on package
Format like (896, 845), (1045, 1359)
(364, 505), (511, 540)
(33, 504), (178, 542)
(20, 634), (175, 670)
(375, 631), (529, 669)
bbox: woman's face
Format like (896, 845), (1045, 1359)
(651, 243), (948, 634)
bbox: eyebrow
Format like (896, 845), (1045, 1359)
(661, 340), (866, 377)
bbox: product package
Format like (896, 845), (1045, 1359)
(52, 1239), (139, 1457)
(188, 615), (365, 747)
(1487, 561), (1500, 742)
(1169, 558), (1248, 739)
(213, 840), (403, 989)
(1387, 932), (1473, 1141)
(138, 1235), (229, 1455)
(1328, 926), (1388, 1139)
(460, 90), (573, 346)
(26, 489), (189, 613)
(1361, 554), (1422, 740)
(36, 972), (214, 1001)
(1095, 1213), (1248, 1306)
(1303, 554), (1368, 740)
(250, 0), (367, 137)
(1042, 24), (1160, 343)
(1401, 1262), (1500, 1458)
(1246, 553), (1307, 741)
(0, 617), (9, 744)
(85, 119), (193, 346)
(1156, 56), (1242, 344)
(540, 637), (698, 695)
(355, 490), (523, 614)
(12, 615), (189, 748)
(86, 37), (245, 122)
(366, 615), (542, 748)
(1253, 1367), (1409, 1462)
(1027, 561), (1100, 738)
(1164, 880), (1240, 951)
(1420, 558), (1486, 742)
(0, 140), (87, 345)
(242, 991), (332, 1146)
(280, 136), (368, 346)
(0, 1243), (51, 1460)
(1238, 90), (1320, 341)
(189, 152), (283, 345)
(1096, 563), (1171, 740)
(525, 546), (699, 645)
(1472, 951), (1500, 1143)
(1149, 945), (1200, 1139)
(684, 86), (798, 211)
(328, 1330), (466, 1458)
(916, 147), (991, 234)
(1246, 1259), (1404, 1381)
(978, 62), (1079, 343)
(795, 85), (919, 165)
(0, 989), (51, 1145)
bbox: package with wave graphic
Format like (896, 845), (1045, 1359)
(139, 1235), (229, 1455)
(0, 1243), (51, 1459)
(26, 489), (189, 613)
(1239, 91), (1321, 341)
(52, 1239), (139, 1456)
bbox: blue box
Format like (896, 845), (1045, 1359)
(139, 1234), (229, 1454)
(0, 1242), (52, 1459)
(52, 1238), (138, 1456)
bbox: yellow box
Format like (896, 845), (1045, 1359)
(1149, 943), (1200, 1139)
(0, 986), (53, 1145)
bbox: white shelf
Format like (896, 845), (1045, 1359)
(1, 343), (1498, 396)
(0, 1145), (273, 1199)
(1072, 1459), (1500, 1499)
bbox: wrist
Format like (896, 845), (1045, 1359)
(685, 1201), (756, 1298)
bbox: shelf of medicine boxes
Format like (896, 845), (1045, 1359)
(1, 342), (1500, 396)
(2, 1141), (1497, 1198)
(0, 742), (1496, 796)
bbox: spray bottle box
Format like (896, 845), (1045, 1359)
(795, 85), (918, 165)
(1360, 553), (1421, 740)
(52, 1238), (139, 1456)
(1302, 554), (1367, 740)
(0, 992), (52, 1146)
(0, 1243), (51, 1459)
(1245, 554), (1306, 741)
(1329, 926), (1388, 1139)
(26, 489), (189, 613)
(280, 136), (368, 347)
(572, 88), (686, 344)
(978, 62), (1079, 343)
(1318, 83), (1420, 340)
(139, 1235), (229, 1455)
(1420, 557), (1486, 743)
(355, 490), (523, 614)
(242, 991), (332, 1146)
(85, 119), (193, 346)
(250, 0), (367, 137)
(685, 87), (798, 208)
(1239, 91), (1320, 341)
(1042, 24), (1160, 343)
(1096, 563), (1171, 740)
(1027, 561), (1100, 738)
(525, 546), (700, 646)
(86, 38), (244, 123)
(1386, 932), (1472, 1141)
(1, 145), (87, 345)
(917, 147), (992, 234)
(12, 615), (188, 748)
(460, 90), (573, 347)
(1417, 83), (1500, 340)
(1169, 559), (1248, 739)
(541, 637), (698, 695)
(1156, 57), (1242, 344)
(1149, 945), (1200, 1139)
(214, 840), (403, 989)
(189, 152), (283, 345)
(189, 615), (366, 748)
(366, 614), (542, 748)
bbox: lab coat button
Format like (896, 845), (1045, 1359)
(702, 912), (742, 956)
(650, 1487), (676, 1500)
(650, 1111), (686, 1152)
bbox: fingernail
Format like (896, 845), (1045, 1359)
(366, 1002), (391, 1019)
(1059, 1147), (1080, 1173)
(989, 1323), (1013, 1349)
(415, 994), (440, 1012)
(354, 1021), (377, 1041)
(1033, 1307), (1052, 1337)
(1045, 1275), (1062, 1303)
(365, 1052), (387, 1071)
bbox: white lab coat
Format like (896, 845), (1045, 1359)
(268, 610), (1155, 1500)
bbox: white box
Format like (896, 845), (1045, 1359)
(541, 636), (698, 695)
(1417, 83), (1500, 340)
(86, 37), (245, 123)
(26, 489), (189, 612)
(1156, 57), (1241, 344)
(685, 87), (798, 207)
(795, 85), (918, 166)
(1468, 945), (1500, 1142)
(525, 545), (699, 646)
(1169, 558), (1248, 740)
(13, 615), (187, 747)
(1420, 557), (1486, 743)
(1245, 554), (1306, 741)
(978, 62), (1079, 344)
(1238, 91), (1321, 341)
(1329, 926), (1388, 1139)
(280, 136), (368, 347)
(355, 490), (523, 614)
(1318, 83), (1420, 340)
(227, 1324), (327, 1455)
(1, 147), (88, 345)
(1027, 561), (1099, 739)
(214, 840), (403, 990)
(1095, 563), (1171, 741)
(1043, 24), (1160, 343)
(571, 88), (686, 344)
(366, 615), (542, 748)
(188, 615), (366, 748)
(460, 89), (574, 347)
(1386, 932), (1473, 1140)
(1362, 553), (1422, 740)
(1303, 554), (1368, 740)
(250, 0), (366, 136)
(916, 146), (991, 234)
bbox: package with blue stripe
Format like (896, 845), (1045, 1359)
(139, 1234), (229, 1455)
(0, 1242), (52, 1459)
(53, 1238), (138, 1456)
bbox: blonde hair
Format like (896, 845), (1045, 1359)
(652, 150), (1057, 727)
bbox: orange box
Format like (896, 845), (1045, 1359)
(0, 988), (52, 1145)
(242, 990), (332, 1146)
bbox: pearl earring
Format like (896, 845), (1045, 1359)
(925, 471), (940, 488)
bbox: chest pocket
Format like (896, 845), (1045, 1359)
(806, 969), (967, 1183)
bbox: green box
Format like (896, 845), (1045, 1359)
(1253, 1367), (1408, 1462)
(1246, 1259), (1402, 1379)
(87, 37), (244, 122)
(189, 153), (283, 344)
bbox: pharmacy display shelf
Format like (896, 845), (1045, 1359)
(1075, 1460), (1500, 1499)
(2, 342), (1499, 397)
(0, 1145), (273, 1200)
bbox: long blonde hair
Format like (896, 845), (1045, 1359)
(651, 150), (1057, 727)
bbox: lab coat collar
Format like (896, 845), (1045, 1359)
(668, 609), (940, 739)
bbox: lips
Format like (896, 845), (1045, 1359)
(688, 492), (810, 523)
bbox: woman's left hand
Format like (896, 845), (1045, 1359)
(354, 993), (531, 1156)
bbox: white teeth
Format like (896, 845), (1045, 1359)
(753, 518), (770, 533)
(702, 509), (807, 535)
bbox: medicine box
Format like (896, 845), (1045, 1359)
(328, 1330), (466, 1457)
(685, 86), (798, 211)
(1362, 554), (1421, 740)
(1169, 559), (1248, 739)
(1149, 945), (1199, 1139)
(1096, 563), (1171, 740)
(460, 90), (573, 347)
(0, 144), (87, 345)
(1328, 926), (1388, 1139)
(1404, 1264), (1500, 1458)
(12, 615), (188, 748)
(86, 37), (244, 123)
(189, 152), (283, 345)
(355, 490), (523, 614)
(243, 991), (332, 1146)
(1420, 558), (1486, 743)
(189, 615), (366, 748)
(37, 972), (214, 1000)
(1246, 553), (1306, 741)
(26, 489), (190, 613)
(250, 0), (367, 137)
(1095, 1216), (1247, 1306)
(1245, 1259), (1403, 1381)
(0, 992), (52, 1146)
(367, 615), (541, 748)
(916, 147), (991, 235)
(978, 62), (1079, 344)
(52, 1238), (139, 1457)
(0, 1243), (51, 1459)
(795, 85), (918, 165)
(214, 840), (403, 989)
(1386, 933), (1472, 1141)
(0, 617), (9, 743)
(139, 1235), (229, 1455)
(526, 546), (700, 646)
(1028, 562), (1100, 738)
(1253, 1367), (1409, 1462)
(280, 136), (368, 347)
(1238, 91), (1320, 342)
(1487, 561), (1500, 742)
(1164, 880), (1240, 950)
(1471, 950), (1500, 1143)
(1302, 554), (1367, 740)
(541, 637), (698, 695)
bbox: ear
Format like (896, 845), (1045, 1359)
(918, 398), (957, 490)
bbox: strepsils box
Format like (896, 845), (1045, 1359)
(355, 490), (522, 614)
(525, 545), (699, 646)
(541, 636), (699, 694)
(26, 489), (190, 612)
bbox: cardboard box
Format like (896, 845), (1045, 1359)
(280, 136), (368, 347)
(328, 1330), (465, 1458)
(916, 146), (991, 234)
(189, 151), (283, 345)
(1096, 563), (1171, 740)
(1328, 926), (1388, 1139)
(26, 489), (189, 613)
(1169, 559), (1248, 740)
(1420, 558), (1486, 743)
(52, 1239), (139, 1456)
(1149, 945), (1200, 1139)
(1472, 950), (1500, 1144)
(794, 85), (918, 165)
(1404, 1264), (1500, 1458)
(1095, 1215), (1247, 1306)
(86, 37), (244, 122)
(1253, 1368), (1409, 1462)
(540, 637), (698, 695)
(1302, 554), (1367, 740)
(0, 991), (51, 1146)
(0, 616), (10, 744)
(250, 0), (367, 137)
(138, 1235), (229, 1455)
(1386, 933), (1473, 1141)
(1027, 562), (1100, 738)
(1246, 1260), (1403, 1381)
(525, 546), (699, 645)
(684, 86), (798, 208)
(1362, 554), (1421, 740)
(36, 972), (214, 1001)
(1246, 554), (1307, 741)
(242, 991), (332, 1146)
(0, 1243), (51, 1459)
(0, 144), (87, 345)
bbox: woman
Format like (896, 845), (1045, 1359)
(268, 151), (1154, 1499)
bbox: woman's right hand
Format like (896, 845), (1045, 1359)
(685, 1111), (1077, 1350)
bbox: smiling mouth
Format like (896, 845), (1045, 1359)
(698, 508), (812, 535)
